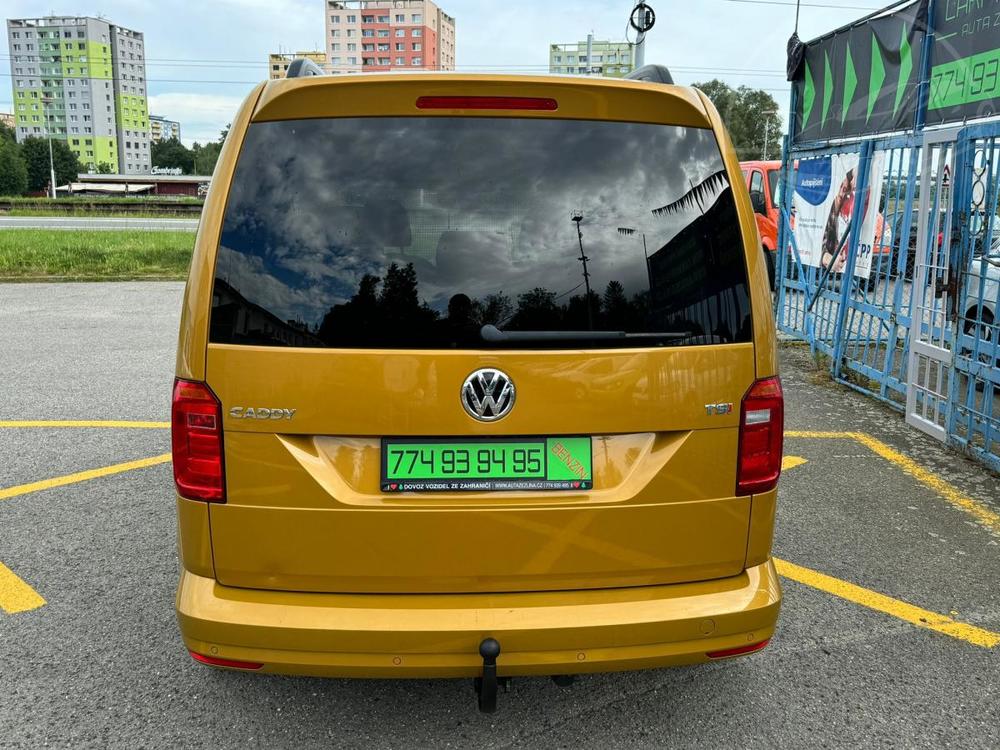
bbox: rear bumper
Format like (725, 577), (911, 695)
(177, 559), (781, 678)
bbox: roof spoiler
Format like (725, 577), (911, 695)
(285, 58), (325, 78)
(624, 65), (674, 84)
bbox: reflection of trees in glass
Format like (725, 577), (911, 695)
(319, 262), (438, 346)
(317, 265), (663, 348)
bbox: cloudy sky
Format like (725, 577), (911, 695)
(2, 0), (883, 145)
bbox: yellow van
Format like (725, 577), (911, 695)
(172, 62), (783, 712)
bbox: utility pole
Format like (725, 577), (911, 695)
(629, 3), (656, 70)
(572, 212), (594, 330)
(586, 33), (593, 75)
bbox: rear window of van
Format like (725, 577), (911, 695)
(210, 117), (752, 349)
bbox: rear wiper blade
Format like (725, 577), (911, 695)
(480, 324), (692, 343)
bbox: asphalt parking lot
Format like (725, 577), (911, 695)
(1, 282), (998, 749)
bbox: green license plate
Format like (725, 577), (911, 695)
(381, 436), (593, 492)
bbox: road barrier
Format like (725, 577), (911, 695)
(775, 0), (1000, 473)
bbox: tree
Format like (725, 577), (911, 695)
(190, 124), (230, 176)
(152, 137), (194, 173)
(191, 141), (222, 175)
(693, 80), (783, 160)
(19, 137), (82, 193)
(94, 161), (114, 174)
(0, 138), (28, 196)
(0, 121), (16, 144)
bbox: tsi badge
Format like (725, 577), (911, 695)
(705, 402), (733, 416)
(230, 406), (296, 420)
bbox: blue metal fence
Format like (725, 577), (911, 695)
(774, 7), (1000, 472)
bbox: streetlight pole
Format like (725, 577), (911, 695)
(42, 95), (57, 199)
(572, 212), (594, 330)
(762, 109), (780, 160)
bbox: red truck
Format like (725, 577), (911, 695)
(740, 160), (782, 289)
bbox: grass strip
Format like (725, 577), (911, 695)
(0, 229), (194, 279)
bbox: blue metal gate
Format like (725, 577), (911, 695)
(774, 0), (1000, 472)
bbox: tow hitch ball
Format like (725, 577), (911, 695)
(474, 638), (508, 713)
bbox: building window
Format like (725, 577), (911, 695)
(378, 57), (390, 65)
(395, 43), (404, 51)
(395, 14), (405, 22)
(412, 14), (422, 23)
(331, 29), (340, 37)
(348, 43), (357, 50)
(412, 43), (421, 51)
(395, 57), (404, 65)
(330, 57), (340, 64)
(377, 30), (389, 37)
(363, 43), (375, 51)
(378, 16), (389, 23)
(362, 15), (374, 22)
(412, 58), (422, 65)
(330, 14), (339, 22)
(395, 29), (405, 37)
(412, 28), (422, 37)
(378, 43), (389, 51)
(346, 14), (356, 22)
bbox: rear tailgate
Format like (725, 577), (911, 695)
(207, 344), (755, 593)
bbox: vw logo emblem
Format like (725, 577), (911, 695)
(461, 368), (515, 422)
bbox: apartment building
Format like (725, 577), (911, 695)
(324, 1), (455, 74)
(268, 50), (328, 79)
(549, 39), (635, 78)
(149, 114), (181, 143)
(6, 16), (151, 174)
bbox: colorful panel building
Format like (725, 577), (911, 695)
(150, 114), (181, 142)
(6, 16), (151, 174)
(324, 1), (455, 74)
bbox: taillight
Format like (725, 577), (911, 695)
(415, 96), (558, 111)
(171, 378), (225, 502)
(736, 376), (784, 496)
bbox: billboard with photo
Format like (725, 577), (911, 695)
(791, 152), (888, 279)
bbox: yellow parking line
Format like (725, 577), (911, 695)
(786, 431), (1000, 534)
(0, 420), (169, 429)
(782, 455), (808, 470)
(0, 453), (172, 502)
(0, 561), (46, 614)
(775, 558), (1000, 649)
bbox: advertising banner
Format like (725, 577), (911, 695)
(926, 0), (1000, 124)
(791, 152), (888, 279)
(791, 0), (928, 142)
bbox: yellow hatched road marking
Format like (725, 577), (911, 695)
(0, 561), (46, 614)
(0, 420), (169, 429)
(775, 558), (1000, 649)
(0, 453), (172, 502)
(782, 455), (808, 470)
(786, 430), (1000, 534)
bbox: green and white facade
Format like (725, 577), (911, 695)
(7, 16), (151, 174)
(548, 40), (635, 78)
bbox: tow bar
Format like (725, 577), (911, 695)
(474, 638), (507, 713)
